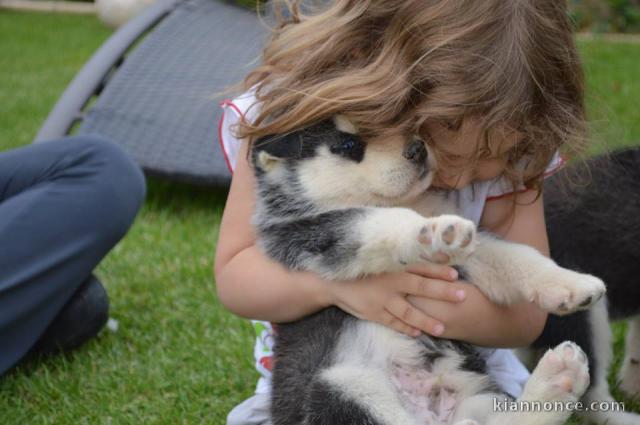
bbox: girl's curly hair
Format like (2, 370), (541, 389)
(236, 0), (586, 192)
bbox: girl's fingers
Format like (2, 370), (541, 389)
(380, 312), (421, 337)
(385, 298), (445, 337)
(402, 276), (466, 303)
(406, 262), (458, 281)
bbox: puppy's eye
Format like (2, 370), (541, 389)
(331, 135), (359, 154)
(341, 137), (356, 151)
(330, 134), (365, 162)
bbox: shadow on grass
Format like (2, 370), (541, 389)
(143, 176), (229, 214)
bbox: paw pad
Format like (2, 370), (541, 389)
(442, 225), (456, 245)
(415, 216), (477, 265)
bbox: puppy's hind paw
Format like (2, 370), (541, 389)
(525, 341), (590, 402)
(532, 270), (605, 315)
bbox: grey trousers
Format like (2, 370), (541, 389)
(0, 136), (146, 375)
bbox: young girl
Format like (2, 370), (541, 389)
(215, 1), (585, 424)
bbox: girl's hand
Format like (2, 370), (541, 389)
(406, 282), (492, 342)
(326, 263), (465, 337)
(406, 282), (546, 348)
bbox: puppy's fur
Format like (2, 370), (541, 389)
(252, 117), (604, 425)
(524, 148), (640, 425)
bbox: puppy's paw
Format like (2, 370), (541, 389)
(454, 420), (479, 425)
(525, 341), (590, 402)
(530, 269), (605, 315)
(416, 215), (476, 264)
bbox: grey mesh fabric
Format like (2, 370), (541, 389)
(79, 0), (267, 185)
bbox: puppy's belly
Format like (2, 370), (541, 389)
(332, 321), (460, 423)
(391, 364), (457, 424)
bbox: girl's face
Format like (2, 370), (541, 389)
(424, 118), (521, 190)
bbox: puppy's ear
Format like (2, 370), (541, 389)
(333, 115), (358, 134)
(256, 151), (283, 172)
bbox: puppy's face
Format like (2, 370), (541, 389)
(253, 116), (434, 208)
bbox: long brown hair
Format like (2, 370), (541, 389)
(236, 0), (586, 192)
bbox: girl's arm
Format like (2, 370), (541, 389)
(406, 189), (549, 347)
(214, 140), (464, 337)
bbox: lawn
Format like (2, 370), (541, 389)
(0, 10), (639, 425)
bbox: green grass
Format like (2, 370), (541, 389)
(580, 39), (640, 152)
(0, 10), (257, 424)
(0, 10), (639, 424)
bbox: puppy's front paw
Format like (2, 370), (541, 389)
(530, 269), (605, 315)
(525, 341), (590, 402)
(416, 215), (476, 264)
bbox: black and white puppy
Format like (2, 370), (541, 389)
(524, 148), (640, 425)
(251, 116), (605, 425)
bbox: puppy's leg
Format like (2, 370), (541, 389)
(528, 301), (639, 425)
(485, 342), (590, 425)
(619, 315), (640, 398)
(317, 364), (420, 425)
(352, 211), (476, 276)
(580, 314), (640, 425)
(258, 207), (475, 280)
(461, 235), (605, 315)
(300, 377), (388, 425)
(452, 342), (589, 425)
(574, 299), (617, 425)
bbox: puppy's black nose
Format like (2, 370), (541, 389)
(404, 140), (427, 164)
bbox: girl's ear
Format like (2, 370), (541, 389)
(256, 150), (283, 172)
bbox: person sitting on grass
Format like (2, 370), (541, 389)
(0, 136), (145, 375)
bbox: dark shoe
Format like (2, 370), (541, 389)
(32, 275), (109, 355)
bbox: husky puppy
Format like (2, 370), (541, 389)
(251, 116), (605, 425)
(525, 148), (640, 425)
